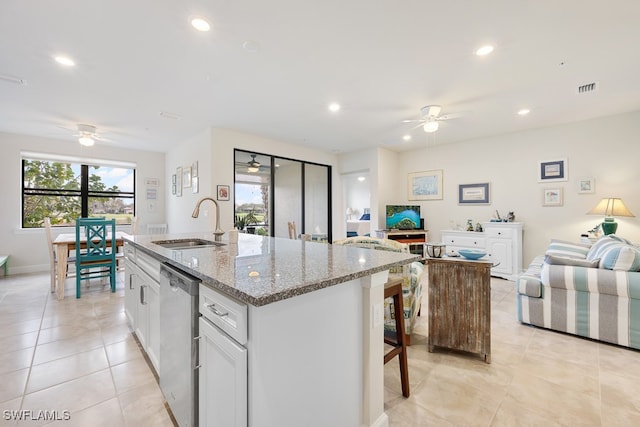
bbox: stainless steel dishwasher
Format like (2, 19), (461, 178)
(159, 263), (201, 427)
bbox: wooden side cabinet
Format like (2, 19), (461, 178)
(375, 229), (428, 258)
(426, 257), (492, 363)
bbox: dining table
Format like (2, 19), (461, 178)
(52, 231), (131, 300)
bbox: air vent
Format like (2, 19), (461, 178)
(577, 82), (598, 94)
(159, 111), (182, 120)
(0, 74), (27, 85)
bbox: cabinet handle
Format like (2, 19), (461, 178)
(204, 302), (229, 317)
(140, 285), (147, 305)
(129, 273), (135, 290)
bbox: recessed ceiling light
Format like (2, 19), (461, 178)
(357, 176), (366, 182)
(402, 135), (411, 141)
(191, 17), (211, 32)
(54, 56), (75, 67)
(517, 109), (530, 116)
(475, 45), (494, 56)
(328, 103), (341, 112)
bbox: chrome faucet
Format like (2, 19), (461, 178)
(192, 197), (225, 242)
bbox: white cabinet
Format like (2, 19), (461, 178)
(198, 317), (247, 427)
(440, 223), (523, 280)
(135, 264), (160, 372)
(125, 246), (161, 373)
(440, 230), (485, 256)
(124, 242), (137, 328)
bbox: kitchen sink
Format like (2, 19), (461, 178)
(151, 238), (225, 250)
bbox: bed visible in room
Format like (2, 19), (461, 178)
(347, 212), (370, 237)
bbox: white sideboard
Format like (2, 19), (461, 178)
(440, 222), (523, 280)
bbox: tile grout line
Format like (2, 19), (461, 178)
(16, 285), (51, 418)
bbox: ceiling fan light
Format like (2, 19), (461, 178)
(78, 136), (95, 146)
(247, 166), (259, 173)
(423, 121), (439, 133)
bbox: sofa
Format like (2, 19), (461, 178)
(516, 234), (640, 349)
(333, 236), (424, 344)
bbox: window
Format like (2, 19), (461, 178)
(22, 154), (136, 228)
(234, 149), (332, 241)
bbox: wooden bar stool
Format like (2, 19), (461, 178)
(384, 277), (410, 397)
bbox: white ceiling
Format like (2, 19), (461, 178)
(2, 0), (639, 154)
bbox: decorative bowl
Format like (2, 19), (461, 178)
(425, 243), (446, 258)
(457, 249), (487, 260)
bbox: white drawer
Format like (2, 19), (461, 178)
(442, 235), (485, 248)
(136, 250), (161, 283)
(484, 227), (513, 238)
(200, 284), (248, 345)
(123, 242), (135, 260)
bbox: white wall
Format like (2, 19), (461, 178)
(339, 147), (411, 234)
(166, 128), (340, 238)
(343, 173), (370, 219)
(0, 132), (165, 274)
(166, 128), (213, 234)
(397, 111), (640, 265)
(274, 163), (302, 237)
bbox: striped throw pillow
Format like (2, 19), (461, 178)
(587, 236), (625, 261)
(545, 239), (590, 259)
(599, 244), (640, 271)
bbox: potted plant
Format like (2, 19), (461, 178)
(244, 211), (259, 234)
(234, 214), (247, 232)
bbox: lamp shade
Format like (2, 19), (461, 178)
(587, 198), (635, 217)
(346, 207), (353, 215)
(588, 197), (634, 235)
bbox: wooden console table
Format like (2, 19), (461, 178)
(426, 256), (492, 363)
(375, 229), (428, 258)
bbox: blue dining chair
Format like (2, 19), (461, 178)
(75, 218), (117, 298)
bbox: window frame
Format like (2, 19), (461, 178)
(21, 154), (136, 228)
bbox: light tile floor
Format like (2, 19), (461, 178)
(384, 277), (640, 426)
(0, 272), (173, 426)
(1, 272), (639, 426)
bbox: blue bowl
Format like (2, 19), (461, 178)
(457, 249), (487, 260)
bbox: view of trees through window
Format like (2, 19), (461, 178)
(22, 158), (135, 228)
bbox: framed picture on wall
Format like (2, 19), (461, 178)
(182, 167), (192, 188)
(542, 187), (563, 206)
(538, 158), (568, 182)
(408, 170), (443, 200)
(458, 183), (490, 204)
(577, 177), (595, 194)
(175, 167), (182, 197)
(217, 185), (230, 201)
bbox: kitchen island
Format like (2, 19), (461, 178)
(124, 232), (418, 427)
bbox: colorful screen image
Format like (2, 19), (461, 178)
(385, 205), (421, 230)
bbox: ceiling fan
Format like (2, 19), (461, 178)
(61, 123), (109, 146)
(402, 105), (459, 133)
(247, 154), (261, 173)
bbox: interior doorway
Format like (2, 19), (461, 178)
(342, 172), (371, 238)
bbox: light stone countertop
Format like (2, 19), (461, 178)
(125, 232), (419, 307)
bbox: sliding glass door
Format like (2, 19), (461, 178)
(234, 150), (332, 241)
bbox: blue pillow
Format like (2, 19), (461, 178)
(359, 213), (370, 220)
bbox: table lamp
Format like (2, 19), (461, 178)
(345, 207), (353, 220)
(587, 197), (635, 235)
